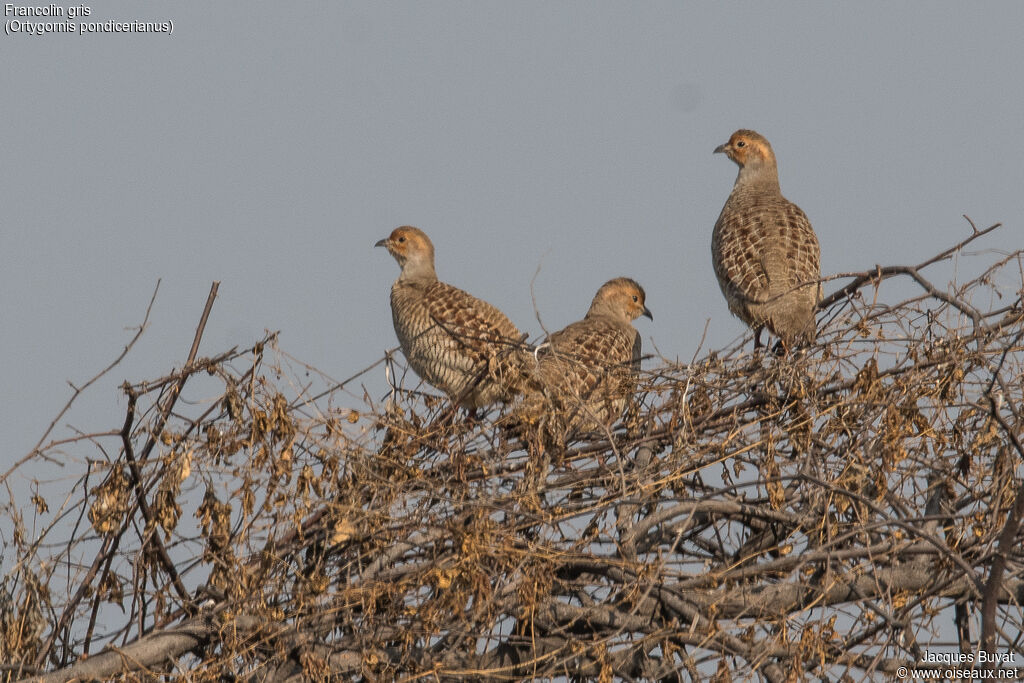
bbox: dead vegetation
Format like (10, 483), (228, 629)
(2, 220), (1023, 682)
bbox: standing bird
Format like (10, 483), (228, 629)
(521, 278), (652, 432)
(712, 130), (822, 350)
(376, 226), (527, 410)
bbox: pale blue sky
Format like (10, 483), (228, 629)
(3, 2), (1022, 461)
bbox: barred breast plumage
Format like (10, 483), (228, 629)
(712, 130), (822, 349)
(376, 226), (527, 409)
(522, 277), (652, 431)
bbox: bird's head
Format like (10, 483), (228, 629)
(375, 226), (436, 279)
(588, 277), (653, 324)
(714, 129), (776, 169)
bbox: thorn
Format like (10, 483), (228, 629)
(963, 214), (980, 234)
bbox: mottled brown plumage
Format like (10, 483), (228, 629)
(712, 130), (822, 349)
(376, 226), (527, 409)
(521, 278), (652, 431)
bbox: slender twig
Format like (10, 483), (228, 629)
(980, 328), (1024, 660)
(818, 221), (1003, 310)
(2, 281), (160, 486)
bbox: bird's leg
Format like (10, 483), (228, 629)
(753, 327), (764, 350)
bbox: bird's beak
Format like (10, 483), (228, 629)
(713, 143), (728, 155)
(374, 238), (388, 248)
(642, 306), (653, 321)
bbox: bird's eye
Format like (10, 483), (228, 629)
(736, 140), (746, 148)
(397, 236), (406, 243)
(632, 295), (639, 302)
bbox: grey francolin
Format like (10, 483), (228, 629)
(712, 129), (822, 350)
(521, 277), (652, 432)
(376, 226), (527, 410)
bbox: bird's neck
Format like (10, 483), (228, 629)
(398, 258), (438, 282)
(734, 161), (781, 194)
(585, 306), (627, 325)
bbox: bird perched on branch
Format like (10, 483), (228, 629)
(518, 277), (652, 433)
(712, 130), (822, 350)
(376, 226), (528, 410)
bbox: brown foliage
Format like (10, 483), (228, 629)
(3, 221), (1024, 682)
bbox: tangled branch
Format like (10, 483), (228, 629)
(3, 221), (1023, 682)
